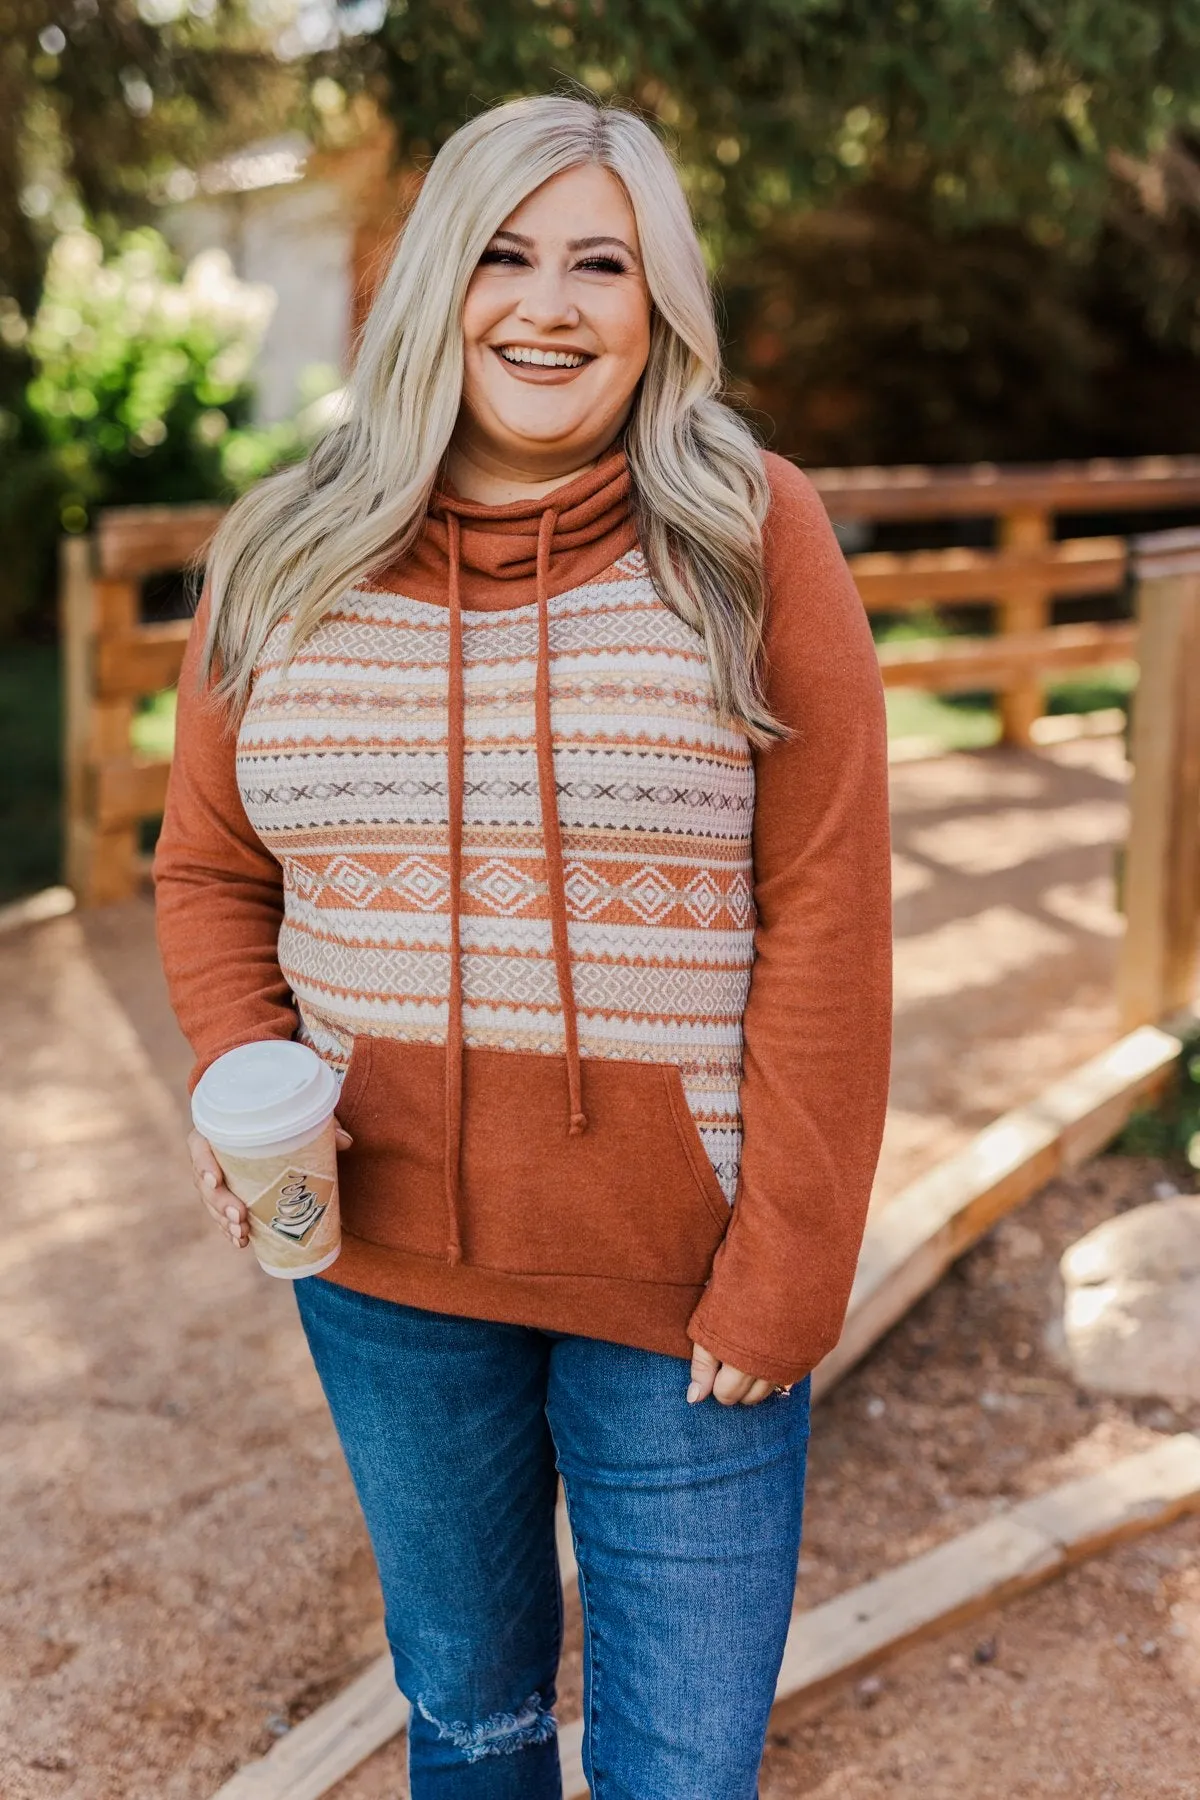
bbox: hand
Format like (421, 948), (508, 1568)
(188, 1118), (354, 1250)
(686, 1342), (776, 1407)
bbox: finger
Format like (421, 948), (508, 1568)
(215, 1202), (248, 1248)
(189, 1135), (229, 1192)
(188, 1134), (238, 1208)
(333, 1120), (354, 1150)
(188, 1135), (247, 1244)
(687, 1343), (718, 1404)
(712, 1363), (755, 1406)
(739, 1378), (776, 1407)
(198, 1201), (248, 1248)
(199, 1193), (248, 1246)
(193, 1168), (245, 1222)
(195, 1163), (233, 1203)
(195, 1170), (240, 1211)
(198, 1188), (235, 1228)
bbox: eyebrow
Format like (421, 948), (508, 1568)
(491, 228), (640, 260)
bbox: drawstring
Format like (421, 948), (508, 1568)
(443, 513), (466, 1265)
(440, 503), (587, 1266)
(533, 508), (588, 1138)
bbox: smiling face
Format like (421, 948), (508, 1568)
(451, 162), (653, 493)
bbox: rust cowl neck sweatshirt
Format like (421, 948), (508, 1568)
(377, 446), (639, 1268)
(152, 448), (894, 1387)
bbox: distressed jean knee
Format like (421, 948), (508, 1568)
(415, 1688), (558, 1764)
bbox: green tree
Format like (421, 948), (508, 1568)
(1, 1), (296, 312)
(344, 2), (1200, 463)
(721, 177), (1200, 465)
(0, 1), (311, 635)
(342, 1), (1200, 249)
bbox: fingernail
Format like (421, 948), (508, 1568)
(686, 1381), (701, 1404)
(203, 1172), (217, 1189)
(225, 1205), (239, 1221)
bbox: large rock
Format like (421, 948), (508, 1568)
(1059, 1196), (1200, 1402)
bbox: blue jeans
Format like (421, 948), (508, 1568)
(294, 1278), (811, 1799)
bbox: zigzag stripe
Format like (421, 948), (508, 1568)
(282, 932), (749, 1019)
(284, 976), (746, 1055)
(280, 899), (755, 963)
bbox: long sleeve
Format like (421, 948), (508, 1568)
(686, 453), (894, 1385)
(152, 584), (299, 1096)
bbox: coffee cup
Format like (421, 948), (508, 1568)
(191, 1040), (342, 1279)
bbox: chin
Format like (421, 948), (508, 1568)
(471, 372), (614, 445)
(507, 421), (591, 448)
(488, 407), (597, 448)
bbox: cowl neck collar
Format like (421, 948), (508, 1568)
(373, 441), (638, 609)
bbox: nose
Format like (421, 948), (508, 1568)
(514, 263), (580, 332)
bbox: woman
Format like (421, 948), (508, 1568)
(154, 94), (892, 1800)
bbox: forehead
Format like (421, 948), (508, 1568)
(495, 164), (639, 247)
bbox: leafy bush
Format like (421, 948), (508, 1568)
(1112, 1029), (1200, 1175)
(0, 226), (308, 636)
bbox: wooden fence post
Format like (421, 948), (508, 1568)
(89, 570), (143, 903)
(1117, 528), (1200, 1031)
(997, 503), (1052, 748)
(58, 534), (143, 906)
(59, 533), (95, 899)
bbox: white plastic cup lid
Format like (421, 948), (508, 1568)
(191, 1040), (338, 1151)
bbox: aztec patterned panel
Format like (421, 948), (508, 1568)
(235, 548), (757, 1204)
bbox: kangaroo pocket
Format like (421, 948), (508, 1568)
(333, 1037), (732, 1286)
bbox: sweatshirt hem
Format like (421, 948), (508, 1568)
(323, 1229), (705, 1363)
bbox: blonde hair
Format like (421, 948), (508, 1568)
(197, 93), (784, 742)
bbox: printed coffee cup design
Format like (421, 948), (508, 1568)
(262, 1167), (332, 1242)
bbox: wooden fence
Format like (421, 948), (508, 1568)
(59, 456), (1200, 907)
(60, 510), (210, 908)
(819, 453), (1200, 741)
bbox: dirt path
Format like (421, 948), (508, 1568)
(0, 907), (379, 1798)
(879, 733), (1128, 1197)
(7, 735), (1187, 1800)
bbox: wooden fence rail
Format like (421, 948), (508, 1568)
(814, 453), (1200, 742)
(59, 456), (1200, 906)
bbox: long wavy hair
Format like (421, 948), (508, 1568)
(196, 93), (784, 743)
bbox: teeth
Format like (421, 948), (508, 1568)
(497, 346), (587, 368)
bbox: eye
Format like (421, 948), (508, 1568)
(478, 247), (529, 267)
(577, 255), (629, 275)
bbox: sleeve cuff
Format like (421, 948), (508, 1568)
(684, 1310), (826, 1390)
